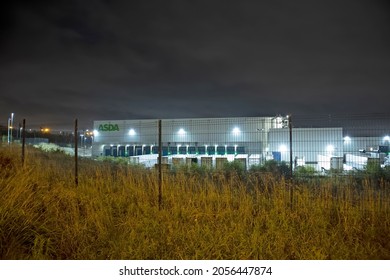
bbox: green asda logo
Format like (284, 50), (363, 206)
(98, 124), (120, 132)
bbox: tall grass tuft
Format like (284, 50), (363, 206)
(1, 145), (389, 259)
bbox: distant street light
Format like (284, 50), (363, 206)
(7, 113), (14, 144)
(7, 117), (11, 144)
(10, 113), (14, 142)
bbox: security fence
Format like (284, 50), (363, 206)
(92, 114), (390, 175)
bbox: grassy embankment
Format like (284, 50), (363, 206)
(0, 145), (389, 259)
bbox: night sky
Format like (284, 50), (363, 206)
(1, 0), (390, 130)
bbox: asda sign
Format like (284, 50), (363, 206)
(98, 124), (120, 132)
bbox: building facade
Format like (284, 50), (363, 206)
(91, 116), (389, 171)
(92, 117), (276, 166)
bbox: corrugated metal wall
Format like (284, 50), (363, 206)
(92, 117), (274, 157)
(268, 127), (343, 163)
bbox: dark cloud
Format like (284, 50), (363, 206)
(1, 0), (389, 130)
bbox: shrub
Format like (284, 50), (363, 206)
(223, 160), (245, 178)
(294, 165), (317, 177)
(365, 160), (382, 177)
(250, 160), (290, 177)
(96, 156), (130, 165)
(33, 143), (65, 154)
(383, 166), (390, 181)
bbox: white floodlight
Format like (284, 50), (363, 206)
(93, 129), (99, 136)
(129, 129), (136, 136)
(232, 127), (241, 136)
(343, 136), (351, 143)
(326, 145), (335, 153)
(384, 135), (390, 142)
(178, 128), (186, 135)
(279, 144), (288, 153)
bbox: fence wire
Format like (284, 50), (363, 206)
(88, 115), (390, 176)
(1, 114), (389, 176)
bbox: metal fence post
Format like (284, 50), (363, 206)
(288, 115), (294, 210)
(74, 118), (78, 186)
(289, 115), (293, 178)
(158, 120), (162, 210)
(21, 119), (26, 166)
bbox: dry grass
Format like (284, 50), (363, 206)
(1, 145), (389, 259)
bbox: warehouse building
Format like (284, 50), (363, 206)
(92, 116), (277, 168)
(91, 116), (389, 171)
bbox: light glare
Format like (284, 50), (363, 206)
(279, 144), (287, 153)
(326, 145), (335, 153)
(232, 127), (241, 135)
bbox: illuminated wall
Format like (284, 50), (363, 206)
(268, 127), (343, 163)
(92, 117), (276, 158)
